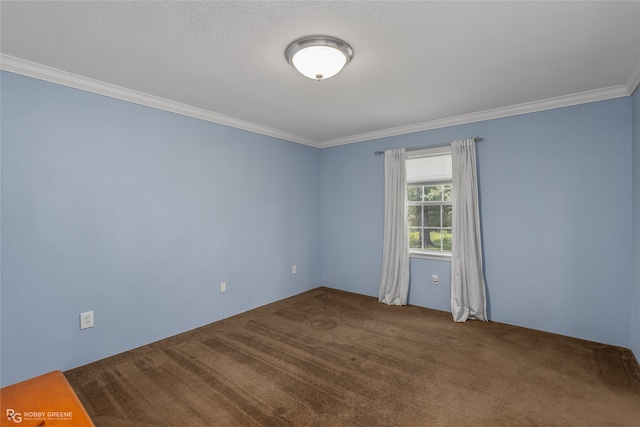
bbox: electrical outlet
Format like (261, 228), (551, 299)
(292, 265), (297, 275)
(80, 311), (94, 330)
(432, 275), (439, 285)
(220, 282), (227, 293)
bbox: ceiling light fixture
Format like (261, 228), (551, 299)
(285, 35), (354, 81)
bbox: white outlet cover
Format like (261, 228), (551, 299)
(80, 311), (94, 329)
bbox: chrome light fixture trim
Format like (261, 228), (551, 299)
(285, 35), (354, 81)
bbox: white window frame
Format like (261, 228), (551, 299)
(406, 147), (453, 261)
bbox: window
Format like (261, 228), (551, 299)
(405, 148), (453, 259)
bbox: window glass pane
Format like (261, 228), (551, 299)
(443, 184), (452, 201)
(423, 186), (442, 201)
(408, 228), (422, 249)
(408, 206), (422, 227)
(423, 228), (440, 250)
(425, 206), (441, 227)
(408, 186), (422, 202)
(443, 230), (452, 252)
(436, 229), (444, 251)
(443, 205), (452, 227)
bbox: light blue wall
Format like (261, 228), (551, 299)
(321, 98), (633, 348)
(632, 86), (640, 362)
(0, 71), (321, 386)
(2, 69), (637, 387)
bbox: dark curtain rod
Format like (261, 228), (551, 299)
(374, 137), (483, 155)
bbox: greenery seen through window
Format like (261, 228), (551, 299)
(408, 184), (452, 253)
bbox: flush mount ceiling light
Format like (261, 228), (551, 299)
(285, 35), (354, 81)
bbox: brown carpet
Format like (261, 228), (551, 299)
(65, 287), (640, 426)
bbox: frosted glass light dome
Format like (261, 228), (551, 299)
(285, 36), (354, 81)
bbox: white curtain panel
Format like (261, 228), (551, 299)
(451, 139), (488, 321)
(378, 148), (410, 306)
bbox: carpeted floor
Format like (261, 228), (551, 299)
(65, 287), (640, 426)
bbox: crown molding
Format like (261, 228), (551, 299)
(624, 52), (640, 95)
(319, 85), (631, 148)
(1, 54), (634, 150)
(0, 54), (321, 148)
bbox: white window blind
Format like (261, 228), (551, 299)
(406, 150), (452, 185)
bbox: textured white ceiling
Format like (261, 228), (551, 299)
(2, 1), (639, 147)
